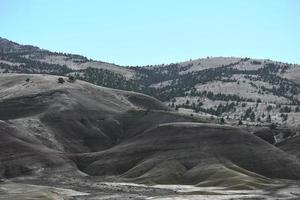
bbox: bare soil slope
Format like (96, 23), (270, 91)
(0, 74), (300, 191)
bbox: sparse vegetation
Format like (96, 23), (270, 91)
(281, 113), (288, 121)
(280, 106), (291, 113)
(0, 39), (299, 125)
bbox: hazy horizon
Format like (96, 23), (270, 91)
(1, 0), (300, 66)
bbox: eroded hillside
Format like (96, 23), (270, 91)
(0, 74), (300, 199)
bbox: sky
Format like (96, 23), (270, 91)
(0, 0), (300, 66)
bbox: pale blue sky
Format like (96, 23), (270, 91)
(1, 0), (299, 65)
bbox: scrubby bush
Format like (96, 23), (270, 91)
(250, 112), (255, 122)
(280, 113), (288, 121)
(58, 77), (65, 84)
(220, 117), (225, 124)
(280, 106), (291, 113)
(269, 123), (277, 129)
(68, 76), (76, 83)
(266, 114), (271, 123)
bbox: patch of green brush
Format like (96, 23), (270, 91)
(196, 164), (274, 190)
(134, 160), (187, 185)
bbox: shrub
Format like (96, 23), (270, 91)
(266, 105), (273, 111)
(68, 76), (76, 83)
(280, 113), (288, 121)
(266, 114), (271, 123)
(269, 123), (277, 129)
(257, 117), (261, 122)
(220, 117), (225, 124)
(250, 112), (255, 122)
(280, 106), (291, 113)
(58, 77), (65, 84)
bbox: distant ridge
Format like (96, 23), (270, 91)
(1, 37), (300, 126)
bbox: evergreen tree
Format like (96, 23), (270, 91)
(266, 114), (271, 123)
(220, 117), (225, 124)
(250, 112), (255, 122)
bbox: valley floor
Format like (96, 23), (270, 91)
(2, 178), (300, 200)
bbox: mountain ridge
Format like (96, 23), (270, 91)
(1, 37), (299, 67)
(1, 37), (300, 127)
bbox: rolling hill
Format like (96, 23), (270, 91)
(0, 74), (300, 199)
(1, 37), (300, 127)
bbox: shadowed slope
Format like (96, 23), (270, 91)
(76, 123), (300, 188)
(0, 74), (300, 190)
(278, 136), (300, 159)
(0, 121), (80, 179)
(0, 74), (169, 178)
